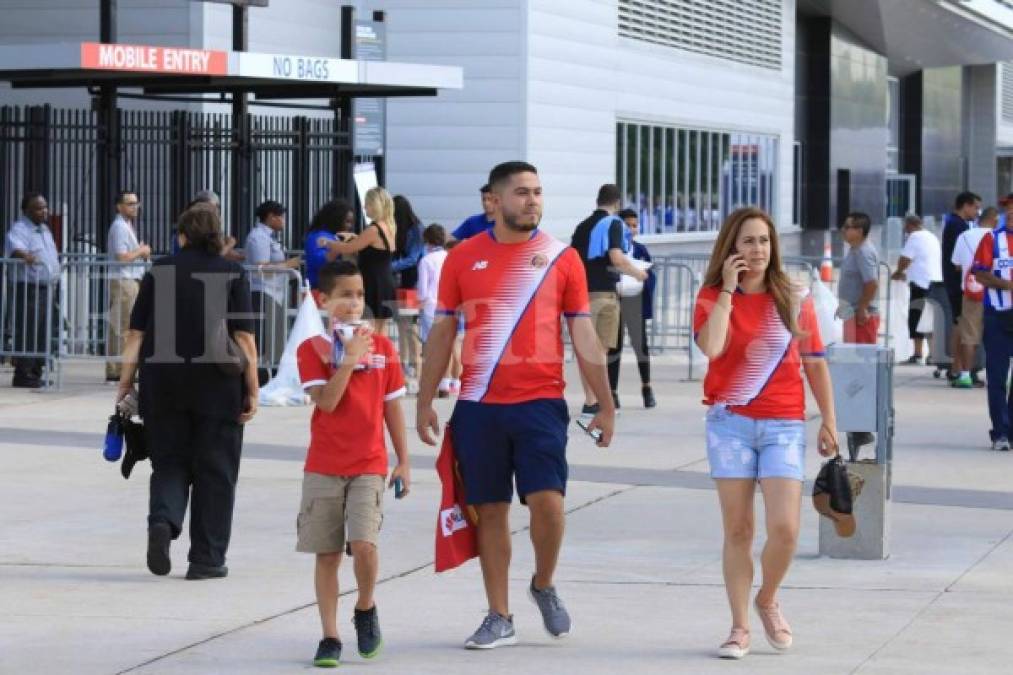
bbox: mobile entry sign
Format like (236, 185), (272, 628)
(81, 42), (228, 75)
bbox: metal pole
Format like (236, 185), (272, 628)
(372, 10), (386, 188)
(97, 0), (119, 253)
(338, 5), (355, 205)
(231, 3), (252, 239)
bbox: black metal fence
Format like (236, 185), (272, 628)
(0, 105), (353, 255)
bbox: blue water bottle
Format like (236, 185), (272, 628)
(104, 413), (124, 462)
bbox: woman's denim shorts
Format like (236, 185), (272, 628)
(705, 404), (805, 481)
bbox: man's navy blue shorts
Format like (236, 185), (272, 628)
(449, 398), (569, 505)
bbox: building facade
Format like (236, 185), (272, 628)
(4, 0), (1013, 253)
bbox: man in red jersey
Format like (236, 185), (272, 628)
(417, 161), (615, 649)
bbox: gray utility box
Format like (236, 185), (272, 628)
(821, 344), (894, 560)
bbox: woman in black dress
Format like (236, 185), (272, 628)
(317, 187), (397, 334)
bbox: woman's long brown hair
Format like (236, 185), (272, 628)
(702, 207), (802, 336)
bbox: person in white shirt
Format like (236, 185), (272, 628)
(107, 191), (151, 382)
(416, 224), (461, 396)
(892, 214), (945, 364)
(950, 207), (996, 388)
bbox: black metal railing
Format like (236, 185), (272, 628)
(1, 104), (353, 256)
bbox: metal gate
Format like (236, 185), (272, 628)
(0, 104), (353, 255)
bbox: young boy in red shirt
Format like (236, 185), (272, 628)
(296, 260), (410, 668)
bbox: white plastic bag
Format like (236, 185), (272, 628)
(809, 276), (842, 345)
(915, 299), (934, 335)
(259, 290), (326, 406)
(616, 259), (653, 297)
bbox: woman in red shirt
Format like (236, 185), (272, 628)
(694, 207), (838, 659)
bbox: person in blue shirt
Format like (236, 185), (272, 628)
(449, 183), (496, 241)
(608, 209), (656, 408)
(304, 199), (355, 290)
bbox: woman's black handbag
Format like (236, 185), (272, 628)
(812, 455), (858, 537)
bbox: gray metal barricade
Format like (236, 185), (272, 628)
(0, 258), (59, 388)
(61, 257), (151, 362)
(646, 257), (699, 379)
(2, 254), (302, 390)
(244, 265), (302, 375)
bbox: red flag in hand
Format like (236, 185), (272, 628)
(434, 425), (478, 572)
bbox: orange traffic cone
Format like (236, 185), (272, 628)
(820, 243), (833, 282)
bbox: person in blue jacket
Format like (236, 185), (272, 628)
(304, 199), (355, 290)
(608, 208), (656, 408)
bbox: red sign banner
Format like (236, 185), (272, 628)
(80, 42), (228, 76)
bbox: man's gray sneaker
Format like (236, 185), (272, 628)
(528, 576), (571, 638)
(993, 437), (1011, 452)
(464, 611), (517, 649)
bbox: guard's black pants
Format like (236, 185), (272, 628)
(12, 282), (57, 383)
(145, 410), (243, 567)
(608, 294), (651, 390)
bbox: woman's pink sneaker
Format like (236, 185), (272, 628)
(717, 627), (750, 659)
(754, 598), (792, 650)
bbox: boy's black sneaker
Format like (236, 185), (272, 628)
(580, 402), (600, 417)
(642, 385), (656, 408)
(353, 605), (383, 659)
(313, 637), (342, 668)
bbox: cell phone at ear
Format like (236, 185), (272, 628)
(576, 417), (603, 442)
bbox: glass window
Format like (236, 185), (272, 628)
(616, 120), (778, 233)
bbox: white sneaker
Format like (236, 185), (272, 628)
(992, 437), (1010, 452)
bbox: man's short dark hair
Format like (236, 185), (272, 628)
(423, 223), (446, 247)
(21, 192), (44, 211)
(596, 184), (621, 207)
(955, 191), (982, 209)
(981, 206), (1000, 223)
(488, 161), (538, 190)
(618, 208), (638, 221)
(318, 260), (361, 295)
(844, 211), (871, 237)
(479, 184), (491, 194)
(116, 190), (137, 204)
(255, 200), (286, 221)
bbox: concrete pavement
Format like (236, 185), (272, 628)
(0, 355), (1010, 674)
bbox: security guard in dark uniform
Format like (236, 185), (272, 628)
(116, 203), (258, 580)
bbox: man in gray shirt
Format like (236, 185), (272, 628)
(4, 193), (61, 388)
(837, 211), (879, 453)
(106, 190), (151, 381)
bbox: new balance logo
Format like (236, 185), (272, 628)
(472, 260), (489, 271)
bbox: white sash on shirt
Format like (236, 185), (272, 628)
(988, 229), (1013, 310)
